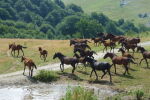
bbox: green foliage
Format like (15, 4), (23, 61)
(34, 70), (59, 82)
(135, 90), (144, 100)
(62, 86), (97, 100)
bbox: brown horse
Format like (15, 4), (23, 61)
(122, 42), (137, 54)
(125, 37), (140, 45)
(118, 48), (135, 60)
(53, 52), (78, 73)
(70, 39), (91, 46)
(73, 43), (91, 53)
(73, 53), (87, 67)
(38, 47), (48, 62)
(21, 56), (37, 77)
(91, 37), (102, 46)
(103, 52), (137, 75)
(9, 43), (27, 57)
(101, 40), (116, 53)
(105, 34), (125, 43)
(137, 46), (150, 67)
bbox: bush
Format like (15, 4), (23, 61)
(62, 86), (97, 100)
(33, 70), (59, 82)
(135, 90), (144, 100)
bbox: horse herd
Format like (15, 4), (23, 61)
(8, 33), (150, 83)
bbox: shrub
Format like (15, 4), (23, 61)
(62, 86), (97, 100)
(135, 90), (144, 100)
(34, 70), (59, 82)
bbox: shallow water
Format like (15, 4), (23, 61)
(0, 84), (117, 100)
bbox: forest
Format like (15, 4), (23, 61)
(0, 0), (149, 39)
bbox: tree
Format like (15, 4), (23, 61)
(0, 8), (11, 20)
(67, 4), (83, 13)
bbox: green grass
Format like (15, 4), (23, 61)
(62, 0), (150, 25)
(62, 86), (97, 100)
(33, 70), (59, 82)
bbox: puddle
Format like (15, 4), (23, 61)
(0, 84), (117, 100)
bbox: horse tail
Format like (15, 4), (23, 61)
(22, 46), (27, 49)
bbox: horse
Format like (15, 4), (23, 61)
(70, 39), (91, 46)
(74, 48), (97, 59)
(9, 43), (27, 57)
(101, 40), (116, 53)
(38, 47), (48, 62)
(118, 48), (135, 60)
(103, 52), (137, 75)
(83, 57), (112, 82)
(73, 53), (87, 67)
(53, 52), (78, 73)
(73, 43), (91, 53)
(21, 56), (37, 77)
(105, 33), (125, 43)
(122, 42), (137, 54)
(91, 37), (103, 46)
(125, 37), (140, 45)
(137, 46), (150, 67)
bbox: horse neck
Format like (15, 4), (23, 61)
(57, 54), (65, 60)
(109, 53), (116, 59)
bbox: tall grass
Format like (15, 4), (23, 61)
(62, 86), (97, 100)
(33, 70), (59, 82)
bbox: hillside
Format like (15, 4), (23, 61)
(62, 0), (150, 26)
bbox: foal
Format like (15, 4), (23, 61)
(21, 56), (37, 77)
(38, 47), (48, 62)
(103, 52), (137, 75)
(53, 52), (78, 73)
(83, 57), (112, 82)
(137, 46), (150, 67)
(9, 43), (27, 57)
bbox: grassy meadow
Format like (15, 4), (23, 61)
(62, 0), (150, 25)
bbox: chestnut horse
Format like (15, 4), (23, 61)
(118, 48), (135, 60)
(101, 40), (116, 53)
(91, 37), (102, 46)
(103, 52), (137, 75)
(21, 56), (37, 77)
(137, 46), (150, 67)
(53, 52), (78, 73)
(38, 47), (48, 62)
(9, 43), (27, 57)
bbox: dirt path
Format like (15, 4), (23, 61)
(0, 41), (150, 86)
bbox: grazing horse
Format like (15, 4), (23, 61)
(83, 57), (112, 82)
(74, 48), (97, 59)
(118, 48), (135, 60)
(21, 56), (37, 77)
(101, 40), (116, 53)
(53, 52), (78, 73)
(73, 43), (91, 53)
(137, 46), (150, 67)
(103, 52), (137, 75)
(38, 47), (48, 62)
(91, 37), (102, 46)
(70, 39), (91, 46)
(9, 43), (27, 57)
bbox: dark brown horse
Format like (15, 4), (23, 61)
(53, 52), (78, 73)
(38, 47), (48, 62)
(21, 56), (37, 77)
(70, 39), (91, 46)
(103, 52), (137, 75)
(105, 34), (125, 43)
(118, 48), (135, 60)
(101, 40), (116, 53)
(83, 57), (113, 82)
(137, 46), (150, 67)
(91, 37), (102, 46)
(9, 43), (27, 57)
(125, 37), (140, 45)
(73, 53), (87, 67)
(73, 43), (91, 53)
(122, 42), (137, 54)
(74, 48), (97, 59)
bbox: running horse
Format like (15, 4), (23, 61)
(21, 56), (37, 77)
(38, 47), (48, 62)
(9, 43), (27, 57)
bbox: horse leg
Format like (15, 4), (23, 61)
(108, 69), (112, 83)
(31, 68), (33, 77)
(139, 58), (144, 65)
(23, 65), (26, 75)
(90, 69), (94, 77)
(101, 70), (107, 79)
(71, 64), (76, 74)
(14, 50), (15, 56)
(60, 64), (63, 72)
(11, 50), (13, 56)
(93, 70), (98, 80)
(145, 59), (149, 67)
(21, 49), (24, 56)
(114, 64), (117, 74)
